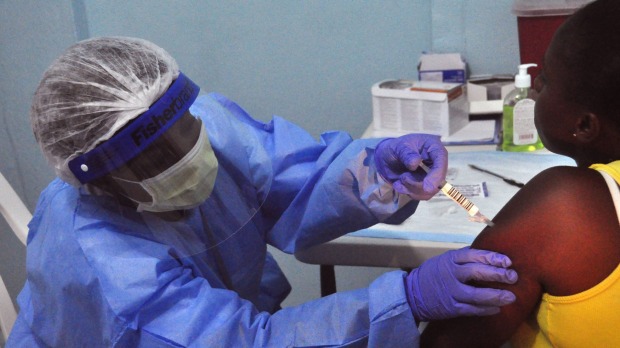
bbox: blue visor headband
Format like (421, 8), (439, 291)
(68, 72), (201, 184)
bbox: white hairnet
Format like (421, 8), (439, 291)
(31, 36), (180, 186)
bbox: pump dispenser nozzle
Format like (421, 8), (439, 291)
(515, 63), (537, 88)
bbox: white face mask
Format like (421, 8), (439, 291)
(114, 126), (218, 212)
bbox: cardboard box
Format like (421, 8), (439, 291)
(467, 75), (515, 114)
(512, 0), (594, 80)
(418, 53), (466, 83)
(371, 80), (469, 137)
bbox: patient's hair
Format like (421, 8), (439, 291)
(553, 0), (620, 127)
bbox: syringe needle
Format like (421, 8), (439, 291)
(419, 163), (495, 227)
(470, 210), (495, 227)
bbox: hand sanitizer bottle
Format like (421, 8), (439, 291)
(501, 63), (545, 152)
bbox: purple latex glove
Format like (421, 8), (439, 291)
(405, 247), (518, 323)
(374, 134), (447, 200)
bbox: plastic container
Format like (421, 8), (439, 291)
(512, 0), (594, 80)
(501, 64), (544, 152)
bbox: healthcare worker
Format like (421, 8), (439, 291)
(7, 37), (517, 347)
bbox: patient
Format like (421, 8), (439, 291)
(421, 0), (620, 346)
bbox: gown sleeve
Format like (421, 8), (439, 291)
(9, 184), (419, 347)
(8, 94), (423, 347)
(109, 258), (419, 347)
(197, 93), (419, 253)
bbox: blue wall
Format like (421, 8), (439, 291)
(84, 0), (434, 138)
(0, 0), (519, 313)
(0, 0), (79, 316)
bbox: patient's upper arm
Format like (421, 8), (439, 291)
(421, 167), (588, 347)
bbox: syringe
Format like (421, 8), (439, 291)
(420, 163), (495, 227)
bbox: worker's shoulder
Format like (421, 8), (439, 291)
(34, 178), (79, 212)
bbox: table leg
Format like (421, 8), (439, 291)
(320, 265), (336, 297)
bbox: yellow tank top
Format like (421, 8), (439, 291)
(510, 161), (620, 347)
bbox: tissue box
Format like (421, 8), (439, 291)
(467, 75), (515, 114)
(371, 80), (469, 137)
(418, 53), (467, 83)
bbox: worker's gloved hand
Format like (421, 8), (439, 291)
(405, 246), (518, 323)
(374, 134), (447, 200)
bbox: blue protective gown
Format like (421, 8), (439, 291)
(7, 93), (421, 347)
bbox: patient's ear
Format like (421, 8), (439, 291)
(573, 112), (600, 142)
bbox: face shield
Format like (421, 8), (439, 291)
(68, 73), (203, 189)
(71, 73), (272, 264)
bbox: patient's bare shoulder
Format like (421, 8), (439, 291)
(421, 166), (620, 347)
(475, 165), (620, 295)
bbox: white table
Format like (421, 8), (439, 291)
(294, 150), (574, 296)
